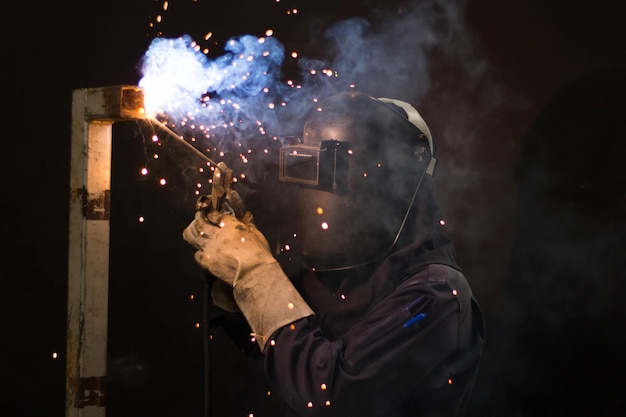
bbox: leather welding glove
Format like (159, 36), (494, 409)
(210, 280), (240, 313)
(183, 211), (314, 351)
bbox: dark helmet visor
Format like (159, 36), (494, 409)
(279, 140), (351, 193)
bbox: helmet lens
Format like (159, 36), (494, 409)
(279, 145), (320, 185)
(280, 140), (351, 193)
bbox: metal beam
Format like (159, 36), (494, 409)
(67, 86), (145, 417)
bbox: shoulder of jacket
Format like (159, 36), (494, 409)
(401, 263), (463, 285)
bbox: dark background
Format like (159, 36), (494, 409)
(2, 0), (625, 416)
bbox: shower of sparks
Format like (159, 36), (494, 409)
(138, 32), (345, 139)
(136, 0), (359, 229)
(142, 0), (347, 138)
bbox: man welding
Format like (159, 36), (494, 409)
(183, 91), (485, 417)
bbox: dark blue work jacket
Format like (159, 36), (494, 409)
(264, 263), (485, 417)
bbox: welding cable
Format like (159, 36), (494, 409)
(202, 271), (215, 417)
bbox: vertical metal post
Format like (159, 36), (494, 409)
(66, 86), (145, 417)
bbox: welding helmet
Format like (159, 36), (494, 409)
(279, 92), (436, 271)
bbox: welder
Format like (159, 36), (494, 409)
(183, 91), (485, 417)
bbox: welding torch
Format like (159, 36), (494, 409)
(196, 161), (245, 222)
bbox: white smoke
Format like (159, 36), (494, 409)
(139, 34), (289, 136)
(137, 0), (481, 142)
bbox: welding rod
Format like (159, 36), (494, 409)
(146, 118), (220, 168)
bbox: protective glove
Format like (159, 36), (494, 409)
(183, 211), (314, 351)
(210, 279), (240, 313)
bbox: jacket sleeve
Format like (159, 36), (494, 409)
(263, 264), (483, 417)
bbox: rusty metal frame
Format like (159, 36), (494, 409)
(66, 86), (145, 417)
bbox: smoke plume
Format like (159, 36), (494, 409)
(138, 0), (482, 142)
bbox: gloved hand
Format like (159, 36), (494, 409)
(183, 211), (274, 286)
(183, 210), (314, 351)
